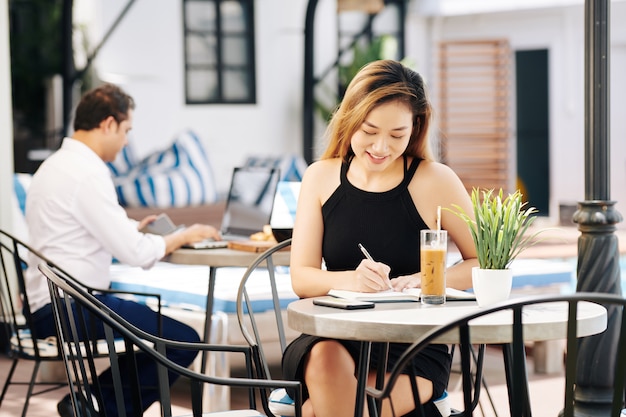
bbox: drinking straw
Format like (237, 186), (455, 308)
(436, 206), (441, 231)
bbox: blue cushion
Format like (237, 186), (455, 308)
(111, 130), (218, 208)
(13, 173), (31, 215)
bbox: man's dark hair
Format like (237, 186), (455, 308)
(73, 84), (135, 131)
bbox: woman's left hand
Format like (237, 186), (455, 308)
(391, 273), (422, 291)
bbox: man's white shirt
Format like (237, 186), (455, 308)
(24, 138), (166, 312)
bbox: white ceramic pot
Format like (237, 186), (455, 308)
(471, 267), (513, 307)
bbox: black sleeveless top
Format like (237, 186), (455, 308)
(321, 157), (429, 278)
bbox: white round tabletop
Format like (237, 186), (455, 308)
(287, 298), (608, 344)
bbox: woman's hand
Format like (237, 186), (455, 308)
(354, 259), (392, 292)
(390, 273), (422, 291)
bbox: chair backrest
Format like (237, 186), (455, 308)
(365, 293), (626, 417)
(0, 228), (163, 358)
(235, 239), (300, 416)
(0, 228), (161, 417)
(236, 238), (297, 379)
(40, 262), (302, 417)
(0, 229), (62, 359)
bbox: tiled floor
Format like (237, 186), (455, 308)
(0, 345), (568, 417)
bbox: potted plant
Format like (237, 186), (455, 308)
(448, 188), (543, 306)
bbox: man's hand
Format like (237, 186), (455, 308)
(181, 224), (221, 243)
(137, 215), (158, 231)
(163, 224), (221, 255)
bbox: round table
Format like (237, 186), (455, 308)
(287, 297), (608, 417)
(287, 298), (607, 344)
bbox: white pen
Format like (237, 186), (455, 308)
(358, 243), (393, 290)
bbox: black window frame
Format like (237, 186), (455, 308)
(182, 0), (256, 104)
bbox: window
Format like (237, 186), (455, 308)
(183, 0), (256, 104)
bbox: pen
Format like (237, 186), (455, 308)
(358, 243), (393, 290)
(358, 243), (374, 262)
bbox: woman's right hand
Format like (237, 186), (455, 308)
(354, 259), (393, 292)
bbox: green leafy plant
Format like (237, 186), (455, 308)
(447, 188), (544, 270)
(315, 35), (414, 122)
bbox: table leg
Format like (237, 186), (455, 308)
(370, 343), (389, 416)
(502, 343), (531, 417)
(355, 341), (372, 417)
(201, 266), (217, 374)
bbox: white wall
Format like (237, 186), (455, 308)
(86, 0), (315, 193)
(77, 0), (626, 227)
(417, 2), (626, 227)
(1, 1), (15, 234)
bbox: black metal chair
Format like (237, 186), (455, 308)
(365, 293), (624, 417)
(447, 343), (498, 417)
(40, 262), (303, 417)
(235, 238), (301, 417)
(0, 229), (163, 417)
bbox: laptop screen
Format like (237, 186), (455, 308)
(221, 166), (281, 237)
(270, 181), (301, 229)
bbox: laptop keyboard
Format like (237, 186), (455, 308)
(183, 239), (229, 249)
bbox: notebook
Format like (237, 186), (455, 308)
(327, 288), (476, 302)
(185, 166), (281, 249)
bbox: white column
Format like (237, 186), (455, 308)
(0, 0), (16, 233)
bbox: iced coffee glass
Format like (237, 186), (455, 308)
(420, 230), (447, 305)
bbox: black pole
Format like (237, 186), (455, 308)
(303, 0), (318, 165)
(72, 0), (138, 84)
(60, 0), (137, 138)
(570, 1), (623, 415)
(61, 0), (74, 140)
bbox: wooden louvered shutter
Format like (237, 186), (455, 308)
(438, 39), (513, 193)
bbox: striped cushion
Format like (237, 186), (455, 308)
(107, 145), (138, 176)
(111, 130), (217, 208)
(268, 388), (296, 417)
(244, 155), (308, 182)
(11, 330), (132, 357)
(177, 411), (263, 417)
(267, 388), (451, 417)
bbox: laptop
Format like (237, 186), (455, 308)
(185, 166), (281, 249)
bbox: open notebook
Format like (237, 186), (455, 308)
(328, 288), (475, 302)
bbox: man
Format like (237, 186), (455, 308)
(24, 83), (221, 417)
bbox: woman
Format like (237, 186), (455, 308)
(283, 60), (478, 417)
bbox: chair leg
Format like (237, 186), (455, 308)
(449, 344), (499, 417)
(0, 357), (19, 405)
(21, 360), (42, 417)
(471, 345), (499, 417)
